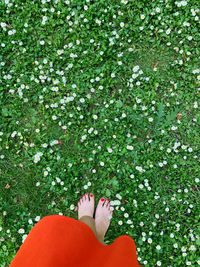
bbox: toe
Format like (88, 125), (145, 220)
(77, 201), (80, 208)
(89, 193), (94, 203)
(104, 198), (110, 207)
(99, 197), (105, 207)
(80, 194), (85, 203)
(85, 193), (89, 201)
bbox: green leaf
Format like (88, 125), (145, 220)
(108, 177), (119, 189)
(129, 114), (143, 127)
(106, 189), (111, 197)
(113, 179), (119, 186)
(165, 107), (179, 122)
(196, 239), (200, 246)
(2, 108), (9, 116)
(156, 102), (165, 126)
(116, 100), (123, 108)
(32, 117), (37, 123)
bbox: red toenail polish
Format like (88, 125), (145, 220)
(90, 194), (93, 197)
(101, 198), (105, 201)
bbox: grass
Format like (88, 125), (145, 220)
(0, 0), (200, 266)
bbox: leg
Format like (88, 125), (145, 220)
(79, 215), (107, 245)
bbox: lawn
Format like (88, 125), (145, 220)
(0, 0), (200, 266)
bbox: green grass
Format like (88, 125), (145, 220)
(0, 0), (200, 266)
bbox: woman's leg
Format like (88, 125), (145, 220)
(79, 216), (107, 246)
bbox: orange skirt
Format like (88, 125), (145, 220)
(10, 215), (140, 267)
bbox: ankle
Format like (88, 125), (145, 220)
(98, 236), (106, 245)
(97, 233), (105, 242)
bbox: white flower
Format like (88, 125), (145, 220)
(132, 73), (138, 79)
(22, 234), (28, 242)
(28, 219), (33, 224)
(18, 228), (25, 234)
(190, 245), (196, 251)
(170, 233), (174, 238)
(166, 29), (171, 35)
(132, 65), (140, 72)
(35, 216), (41, 222)
(56, 177), (61, 183)
(181, 1), (188, 6)
(70, 204), (75, 210)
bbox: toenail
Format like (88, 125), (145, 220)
(90, 194), (93, 197)
(101, 198), (105, 201)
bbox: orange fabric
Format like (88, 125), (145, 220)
(10, 215), (140, 267)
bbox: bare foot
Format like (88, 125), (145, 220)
(77, 193), (95, 220)
(95, 198), (113, 241)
